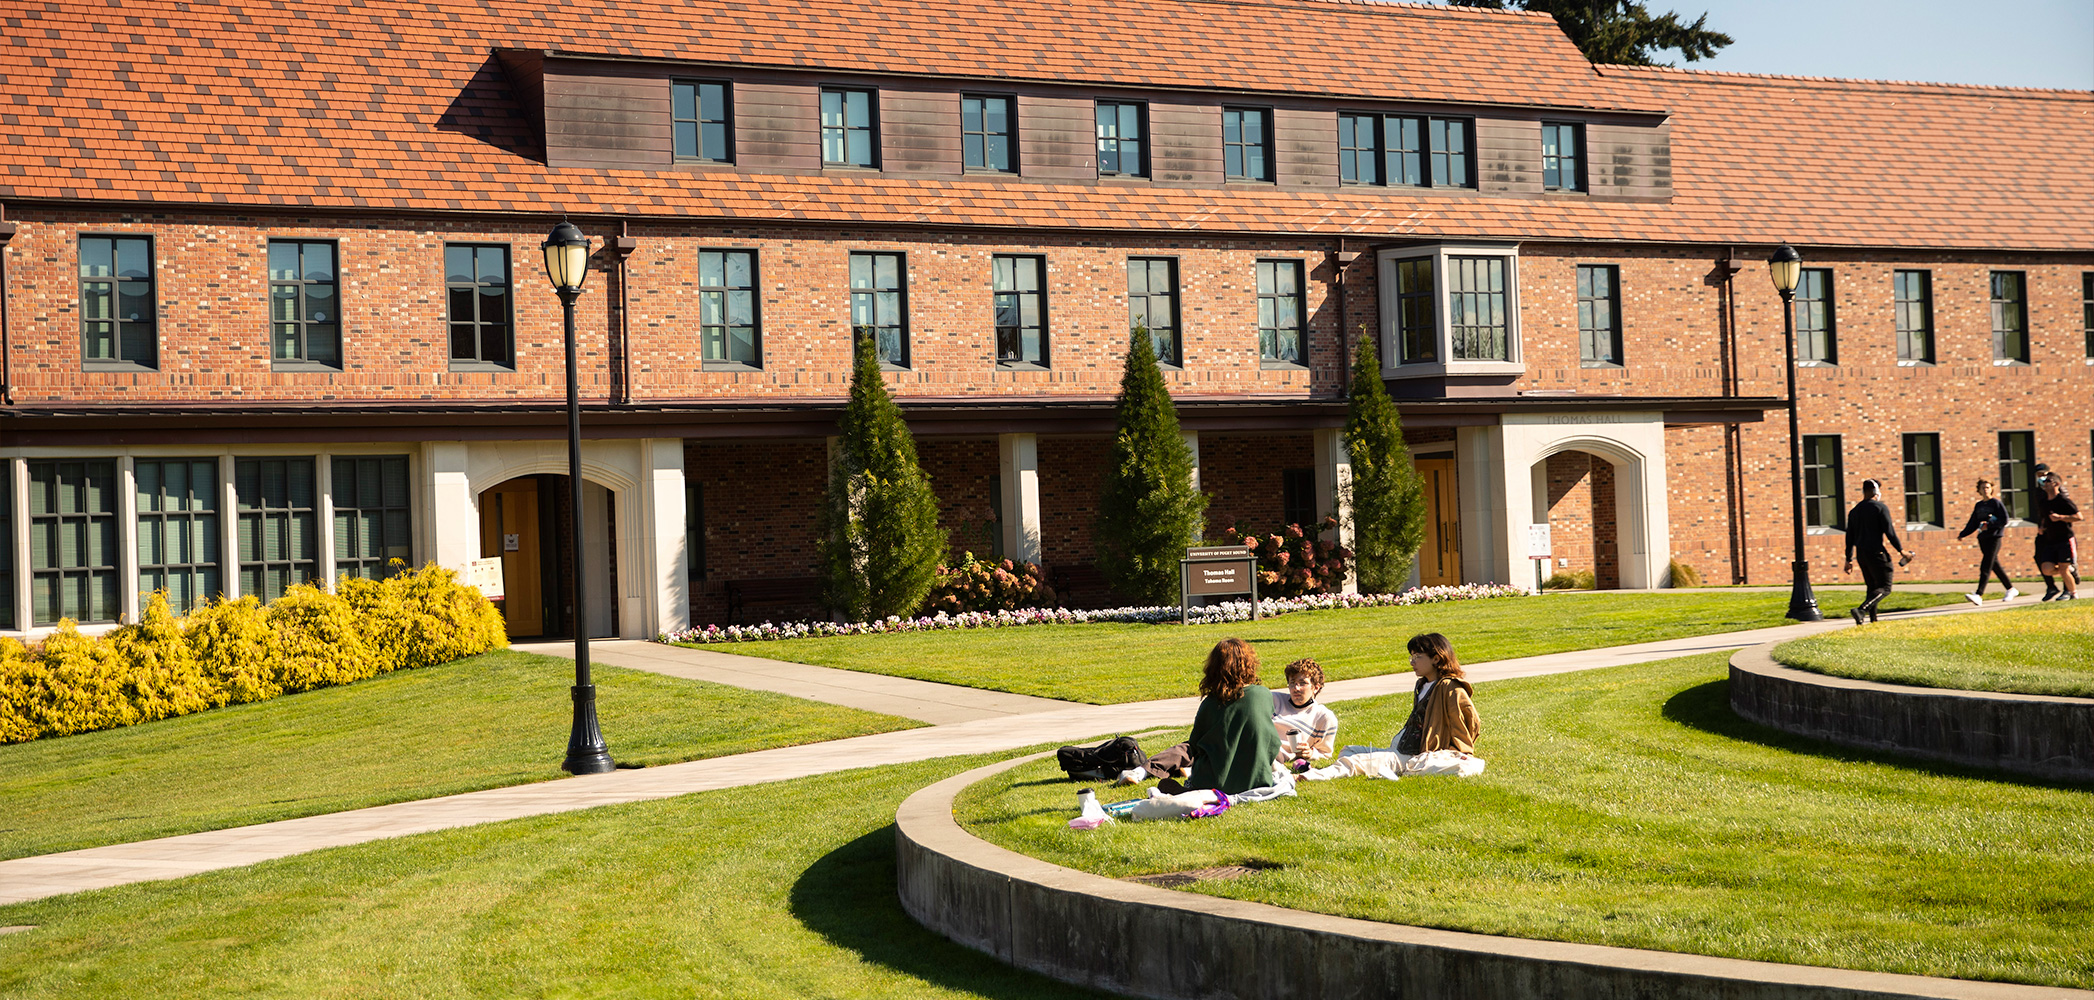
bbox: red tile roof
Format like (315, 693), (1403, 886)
(1, 0), (2089, 251)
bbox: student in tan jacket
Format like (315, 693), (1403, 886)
(1394, 632), (1480, 754)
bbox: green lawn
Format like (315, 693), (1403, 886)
(0, 757), (1105, 1000)
(0, 650), (917, 861)
(955, 652), (2094, 988)
(1774, 600), (2094, 696)
(688, 591), (1959, 704)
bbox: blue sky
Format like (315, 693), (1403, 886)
(1684, 0), (2093, 90)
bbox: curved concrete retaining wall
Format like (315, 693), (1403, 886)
(1730, 644), (2094, 783)
(897, 753), (2090, 1000)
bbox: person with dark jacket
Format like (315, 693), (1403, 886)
(2036, 469), (2081, 601)
(1174, 638), (1281, 795)
(1844, 478), (1909, 625)
(1957, 478), (2017, 605)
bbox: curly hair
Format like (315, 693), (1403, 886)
(1406, 632), (1464, 680)
(1283, 657), (1325, 688)
(1200, 637), (1261, 702)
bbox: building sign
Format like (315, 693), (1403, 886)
(1527, 523), (1552, 560)
(467, 556), (506, 599)
(1187, 561), (1250, 596)
(1180, 544), (1259, 623)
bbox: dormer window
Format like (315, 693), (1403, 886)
(1541, 122), (1582, 191)
(1376, 244), (1522, 377)
(672, 80), (732, 163)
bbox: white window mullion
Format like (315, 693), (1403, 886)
(118, 455), (141, 624)
(316, 453), (337, 590)
(10, 459), (29, 632)
(220, 452), (240, 602)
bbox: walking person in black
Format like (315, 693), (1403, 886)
(1843, 478), (1910, 625)
(2035, 468), (2081, 601)
(1956, 478), (2017, 605)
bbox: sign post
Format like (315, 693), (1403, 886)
(1180, 545), (1260, 624)
(1526, 523), (1552, 592)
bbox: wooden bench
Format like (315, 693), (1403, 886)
(723, 576), (824, 625)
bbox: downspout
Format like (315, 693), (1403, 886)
(611, 221), (637, 406)
(1719, 250), (1747, 584)
(0, 207), (15, 406)
(1334, 242), (1362, 397)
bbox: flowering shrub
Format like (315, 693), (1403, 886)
(919, 553), (1058, 615)
(1223, 518), (1351, 597)
(660, 583), (1527, 645)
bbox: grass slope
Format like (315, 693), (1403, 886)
(691, 591), (1958, 704)
(955, 652), (2094, 988)
(1774, 601), (2094, 696)
(0, 650), (918, 860)
(0, 757), (1105, 1000)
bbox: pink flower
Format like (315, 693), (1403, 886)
(1287, 524), (1305, 539)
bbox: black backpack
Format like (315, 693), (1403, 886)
(1056, 736), (1150, 780)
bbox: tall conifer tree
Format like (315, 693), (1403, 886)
(817, 334), (947, 620)
(1343, 338), (1427, 592)
(1095, 324), (1208, 605)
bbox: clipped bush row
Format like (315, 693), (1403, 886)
(0, 564), (507, 744)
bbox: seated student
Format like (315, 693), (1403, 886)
(1272, 657), (1339, 769)
(1163, 637), (1282, 796)
(1393, 632), (1480, 755)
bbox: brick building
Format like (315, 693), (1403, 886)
(0, 0), (2088, 637)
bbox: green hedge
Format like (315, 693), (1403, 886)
(0, 564), (507, 744)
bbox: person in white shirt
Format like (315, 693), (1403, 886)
(1272, 658), (1340, 771)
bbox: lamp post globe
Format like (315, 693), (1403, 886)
(544, 219), (615, 774)
(1768, 243), (1821, 622)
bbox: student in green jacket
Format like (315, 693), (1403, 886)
(1176, 637), (1282, 795)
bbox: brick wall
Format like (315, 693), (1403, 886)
(1199, 433), (1316, 537)
(1540, 451), (1619, 588)
(1038, 436), (1110, 568)
(920, 438), (1002, 562)
(1664, 424), (1735, 586)
(685, 439), (828, 625)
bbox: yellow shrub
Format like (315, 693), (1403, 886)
(103, 593), (224, 722)
(187, 595), (284, 704)
(0, 637), (52, 743)
(267, 583), (377, 691)
(33, 622), (138, 737)
(347, 563), (509, 672)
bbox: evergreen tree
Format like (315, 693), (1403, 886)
(1095, 323), (1208, 605)
(1343, 338), (1427, 593)
(1451, 0), (1732, 66)
(817, 334), (947, 620)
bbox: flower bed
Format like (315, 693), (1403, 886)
(659, 583), (1526, 644)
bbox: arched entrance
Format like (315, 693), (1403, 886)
(1533, 450), (1620, 589)
(478, 474), (618, 640)
(1455, 414), (1672, 590)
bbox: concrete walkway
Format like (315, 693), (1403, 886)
(0, 595), (2024, 906)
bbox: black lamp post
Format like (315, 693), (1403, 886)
(1769, 244), (1822, 622)
(544, 220), (615, 774)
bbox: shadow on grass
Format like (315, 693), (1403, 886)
(787, 825), (1113, 999)
(1660, 679), (2094, 791)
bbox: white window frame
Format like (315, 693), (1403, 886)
(1375, 243), (1523, 379)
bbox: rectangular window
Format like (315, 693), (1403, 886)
(236, 457), (319, 603)
(1428, 117), (1470, 188)
(992, 254), (1047, 367)
(962, 95), (1014, 173)
(445, 244), (512, 368)
(1541, 122), (1582, 191)
(820, 88), (875, 167)
(1991, 271), (2028, 363)
(80, 235), (156, 367)
(1257, 260), (1304, 365)
(699, 250), (760, 368)
(1802, 436), (1845, 530)
(1126, 257), (1180, 366)
(1222, 107), (1270, 182)
(671, 80), (732, 163)
(1796, 268), (1836, 364)
(1893, 270), (1933, 364)
(1337, 113), (1379, 185)
(1448, 256), (1508, 361)
(1576, 264), (1621, 366)
(268, 240), (340, 368)
(1901, 433), (1942, 528)
(849, 252), (908, 367)
(28, 460), (119, 625)
(332, 455), (412, 582)
(1998, 431), (2035, 522)
(134, 458), (221, 615)
(1096, 101), (1146, 177)
(686, 481), (705, 582)
(1395, 258), (1436, 364)
(2083, 273), (2093, 358)
(1282, 468), (1316, 529)
(1387, 116), (1424, 187)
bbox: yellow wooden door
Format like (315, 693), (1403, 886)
(1416, 458), (1462, 586)
(479, 480), (543, 638)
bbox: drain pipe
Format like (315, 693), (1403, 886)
(1718, 250), (1747, 583)
(611, 221), (637, 405)
(0, 207), (15, 406)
